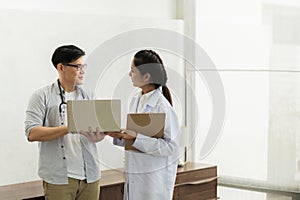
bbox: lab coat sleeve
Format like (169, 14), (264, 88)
(132, 107), (179, 156)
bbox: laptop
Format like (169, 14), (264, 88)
(125, 113), (165, 151)
(67, 99), (121, 133)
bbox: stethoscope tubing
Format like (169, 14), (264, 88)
(57, 79), (67, 113)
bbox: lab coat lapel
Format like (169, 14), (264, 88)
(130, 95), (140, 113)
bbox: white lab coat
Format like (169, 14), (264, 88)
(114, 89), (180, 200)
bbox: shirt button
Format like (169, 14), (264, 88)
(63, 157), (66, 159)
(61, 145), (64, 148)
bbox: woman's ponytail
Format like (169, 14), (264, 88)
(162, 85), (173, 106)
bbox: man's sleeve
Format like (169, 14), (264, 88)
(24, 92), (46, 139)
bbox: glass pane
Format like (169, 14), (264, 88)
(194, 71), (300, 188)
(196, 0), (300, 71)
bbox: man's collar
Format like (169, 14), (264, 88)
(54, 80), (79, 95)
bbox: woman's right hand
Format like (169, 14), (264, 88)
(105, 129), (137, 140)
(105, 132), (123, 139)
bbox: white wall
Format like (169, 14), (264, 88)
(0, 1), (184, 186)
(0, 0), (176, 19)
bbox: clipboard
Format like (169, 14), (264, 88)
(67, 99), (121, 133)
(125, 113), (165, 151)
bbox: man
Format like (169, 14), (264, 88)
(25, 45), (105, 200)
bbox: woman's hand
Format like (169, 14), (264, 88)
(105, 132), (123, 139)
(80, 127), (106, 142)
(120, 129), (137, 140)
(105, 129), (137, 140)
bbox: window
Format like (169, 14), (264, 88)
(193, 0), (300, 192)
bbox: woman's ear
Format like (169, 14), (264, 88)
(143, 72), (151, 83)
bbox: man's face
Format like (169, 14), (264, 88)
(60, 56), (86, 86)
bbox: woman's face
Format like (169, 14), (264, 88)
(129, 60), (148, 88)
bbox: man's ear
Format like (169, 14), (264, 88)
(57, 63), (64, 72)
(143, 72), (151, 82)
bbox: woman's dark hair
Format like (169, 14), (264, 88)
(133, 50), (173, 106)
(51, 45), (85, 68)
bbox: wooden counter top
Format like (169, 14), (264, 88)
(0, 162), (217, 200)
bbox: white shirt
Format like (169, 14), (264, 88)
(65, 90), (86, 180)
(137, 89), (156, 113)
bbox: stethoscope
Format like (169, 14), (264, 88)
(57, 79), (86, 125)
(57, 79), (67, 125)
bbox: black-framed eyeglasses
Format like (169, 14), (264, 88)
(64, 63), (87, 71)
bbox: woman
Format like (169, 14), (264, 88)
(106, 50), (179, 200)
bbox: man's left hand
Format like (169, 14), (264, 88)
(80, 127), (106, 142)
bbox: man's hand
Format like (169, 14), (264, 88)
(80, 127), (106, 142)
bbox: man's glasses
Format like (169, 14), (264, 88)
(64, 63), (87, 71)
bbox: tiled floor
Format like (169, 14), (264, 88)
(218, 186), (293, 200)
